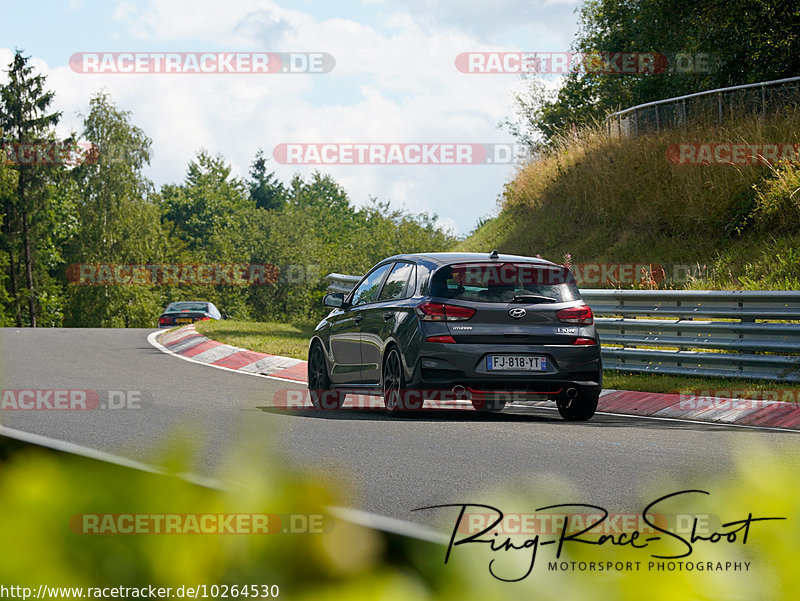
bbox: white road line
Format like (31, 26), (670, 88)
(1, 423), (448, 544)
(327, 506), (449, 545)
(0, 424), (226, 489)
(509, 405), (800, 433)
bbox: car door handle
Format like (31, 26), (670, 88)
(382, 312), (393, 320)
(353, 315), (363, 324)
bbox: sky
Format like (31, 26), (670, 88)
(0, 0), (581, 236)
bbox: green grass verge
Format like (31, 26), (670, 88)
(195, 319), (314, 360)
(195, 320), (800, 397)
(603, 371), (800, 397)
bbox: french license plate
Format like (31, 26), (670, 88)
(176, 318), (192, 324)
(487, 355), (547, 371)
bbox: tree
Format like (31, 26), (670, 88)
(510, 0), (800, 144)
(160, 150), (251, 252)
(248, 149), (286, 211)
(64, 93), (166, 327)
(0, 161), (18, 325)
(0, 50), (61, 326)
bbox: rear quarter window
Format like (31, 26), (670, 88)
(378, 262), (416, 301)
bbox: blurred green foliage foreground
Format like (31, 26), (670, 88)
(0, 433), (798, 601)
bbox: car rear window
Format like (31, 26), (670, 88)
(430, 262), (580, 303)
(166, 302), (209, 312)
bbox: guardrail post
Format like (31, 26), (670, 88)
(761, 85), (767, 121)
(718, 93), (723, 125)
(654, 104), (660, 131)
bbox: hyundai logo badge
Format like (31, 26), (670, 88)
(508, 308), (527, 319)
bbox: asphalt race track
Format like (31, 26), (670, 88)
(2, 328), (799, 530)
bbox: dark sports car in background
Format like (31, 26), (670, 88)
(157, 301), (223, 328)
(308, 251), (602, 420)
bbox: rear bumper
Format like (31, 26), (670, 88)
(405, 341), (602, 398)
(158, 316), (212, 328)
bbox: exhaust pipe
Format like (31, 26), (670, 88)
(452, 385), (468, 399)
(563, 387), (578, 408)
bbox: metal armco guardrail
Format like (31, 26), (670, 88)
(326, 274), (800, 382)
(582, 289), (800, 382)
(325, 273), (361, 295)
(605, 75), (800, 136)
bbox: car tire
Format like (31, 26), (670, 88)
(382, 347), (422, 413)
(472, 398), (507, 413)
(556, 390), (598, 421)
(307, 342), (345, 410)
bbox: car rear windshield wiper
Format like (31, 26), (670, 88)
(510, 293), (557, 303)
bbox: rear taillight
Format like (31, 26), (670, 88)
(426, 335), (456, 344)
(573, 337), (597, 345)
(556, 305), (594, 325)
(415, 302), (476, 321)
(198, 317), (210, 321)
(158, 315), (173, 326)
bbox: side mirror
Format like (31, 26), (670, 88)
(323, 292), (345, 308)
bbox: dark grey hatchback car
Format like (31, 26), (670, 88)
(308, 251), (602, 420)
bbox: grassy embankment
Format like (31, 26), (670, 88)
(462, 111), (800, 290)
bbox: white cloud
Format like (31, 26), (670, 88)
(112, 0), (306, 46)
(1, 0), (577, 234)
(371, 0), (581, 44)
